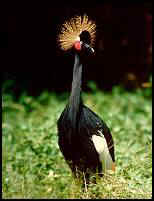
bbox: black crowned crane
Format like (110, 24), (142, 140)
(57, 14), (115, 187)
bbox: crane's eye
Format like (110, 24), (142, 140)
(80, 30), (91, 45)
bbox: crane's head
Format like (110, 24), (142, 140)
(73, 30), (95, 54)
(58, 14), (96, 54)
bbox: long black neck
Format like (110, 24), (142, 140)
(68, 53), (83, 128)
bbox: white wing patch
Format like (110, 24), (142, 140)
(92, 131), (114, 172)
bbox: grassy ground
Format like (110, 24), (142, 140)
(2, 84), (152, 199)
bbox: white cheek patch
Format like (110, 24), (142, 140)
(76, 36), (80, 41)
(92, 132), (114, 172)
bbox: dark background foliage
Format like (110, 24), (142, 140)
(2, 3), (152, 97)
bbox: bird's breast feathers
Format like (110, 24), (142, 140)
(91, 130), (115, 172)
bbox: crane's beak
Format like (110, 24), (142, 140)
(81, 42), (95, 54)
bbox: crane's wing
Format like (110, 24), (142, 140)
(80, 105), (115, 167)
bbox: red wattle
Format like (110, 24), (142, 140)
(74, 41), (81, 51)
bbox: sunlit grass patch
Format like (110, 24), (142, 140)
(2, 85), (152, 198)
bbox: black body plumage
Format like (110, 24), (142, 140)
(57, 52), (115, 184)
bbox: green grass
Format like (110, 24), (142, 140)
(2, 84), (152, 199)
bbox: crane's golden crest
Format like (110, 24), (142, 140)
(58, 14), (96, 51)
